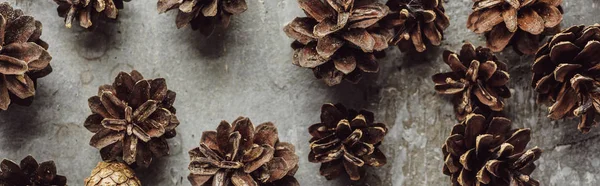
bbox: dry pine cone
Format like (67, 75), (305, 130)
(442, 114), (542, 186)
(468, 0), (563, 54)
(84, 161), (141, 186)
(0, 155), (67, 186)
(84, 70), (179, 168)
(157, 0), (248, 35)
(54, 0), (129, 28)
(188, 117), (299, 186)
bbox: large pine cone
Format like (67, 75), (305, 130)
(84, 70), (179, 168)
(187, 117), (299, 186)
(0, 155), (67, 186)
(433, 43), (511, 121)
(283, 0), (393, 86)
(84, 161), (141, 186)
(0, 3), (53, 110)
(308, 103), (387, 181)
(442, 114), (542, 186)
(382, 0), (450, 52)
(468, 0), (563, 54)
(531, 24), (600, 133)
(54, 0), (128, 29)
(157, 0), (248, 35)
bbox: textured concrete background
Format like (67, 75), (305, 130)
(0, 0), (598, 185)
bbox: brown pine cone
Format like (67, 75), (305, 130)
(468, 0), (563, 54)
(84, 161), (141, 186)
(283, 0), (393, 86)
(432, 43), (511, 121)
(53, 0), (128, 29)
(0, 2), (53, 110)
(187, 117), (299, 186)
(0, 155), (67, 186)
(531, 24), (600, 133)
(442, 114), (542, 186)
(157, 0), (248, 35)
(84, 70), (179, 168)
(382, 0), (450, 52)
(308, 103), (387, 181)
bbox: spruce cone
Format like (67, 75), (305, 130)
(531, 24), (600, 133)
(84, 161), (141, 186)
(187, 117), (299, 186)
(308, 103), (388, 181)
(442, 114), (542, 186)
(382, 0), (450, 52)
(283, 0), (393, 86)
(84, 70), (179, 168)
(157, 0), (248, 35)
(0, 155), (67, 186)
(468, 0), (563, 54)
(54, 0), (129, 29)
(0, 2), (53, 110)
(432, 43), (511, 121)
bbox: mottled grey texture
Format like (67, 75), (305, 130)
(0, 0), (598, 185)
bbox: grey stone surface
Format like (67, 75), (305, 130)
(0, 0), (599, 185)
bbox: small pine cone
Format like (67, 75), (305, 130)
(532, 24), (600, 133)
(0, 155), (67, 186)
(54, 0), (128, 29)
(0, 2), (53, 110)
(84, 70), (180, 168)
(283, 0), (393, 86)
(157, 0), (248, 35)
(308, 103), (388, 181)
(382, 0), (450, 52)
(442, 114), (542, 186)
(84, 161), (141, 186)
(468, 0), (563, 54)
(188, 117), (299, 186)
(432, 43), (511, 121)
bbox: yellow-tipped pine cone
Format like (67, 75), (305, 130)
(84, 161), (141, 186)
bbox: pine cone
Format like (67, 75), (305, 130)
(157, 0), (248, 35)
(187, 117), (299, 186)
(308, 103), (387, 181)
(442, 114), (542, 186)
(468, 0), (563, 54)
(432, 43), (511, 121)
(283, 0), (393, 86)
(54, 0), (128, 29)
(0, 2), (53, 110)
(531, 24), (600, 133)
(382, 0), (450, 52)
(0, 155), (67, 186)
(84, 161), (141, 186)
(84, 70), (179, 168)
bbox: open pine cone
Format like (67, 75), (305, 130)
(84, 70), (179, 168)
(157, 0), (248, 35)
(308, 103), (387, 181)
(188, 117), (299, 186)
(0, 2), (53, 110)
(433, 43), (511, 121)
(442, 114), (542, 186)
(382, 0), (450, 52)
(283, 0), (393, 86)
(0, 155), (67, 186)
(468, 0), (563, 54)
(54, 0), (129, 29)
(84, 161), (141, 186)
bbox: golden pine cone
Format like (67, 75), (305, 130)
(84, 161), (141, 186)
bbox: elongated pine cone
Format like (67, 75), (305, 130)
(468, 0), (563, 54)
(0, 3), (53, 110)
(84, 161), (141, 186)
(442, 114), (542, 186)
(0, 155), (67, 186)
(283, 0), (393, 86)
(54, 0), (129, 29)
(382, 0), (450, 52)
(84, 70), (179, 168)
(433, 43), (511, 121)
(531, 24), (600, 133)
(157, 0), (248, 36)
(188, 117), (299, 186)
(308, 103), (387, 181)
